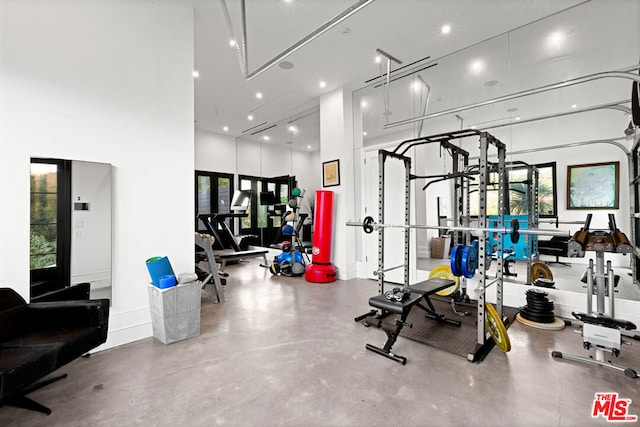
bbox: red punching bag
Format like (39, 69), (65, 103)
(305, 190), (337, 283)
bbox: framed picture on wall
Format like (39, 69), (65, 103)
(567, 161), (619, 209)
(322, 159), (340, 187)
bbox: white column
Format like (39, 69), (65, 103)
(319, 88), (357, 280)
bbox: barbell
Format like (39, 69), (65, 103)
(347, 216), (570, 244)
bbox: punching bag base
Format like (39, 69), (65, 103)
(305, 263), (337, 283)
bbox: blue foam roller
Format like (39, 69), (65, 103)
(158, 274), (177, 289)
(146, 256), (175, 286)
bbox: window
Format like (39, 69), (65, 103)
(238, 175), (296, 246)
(468, 162), (557, 218)
(30, 158), (71, 298)
(195, 171), (234, 232)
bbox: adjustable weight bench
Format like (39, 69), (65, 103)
(215, 249), (269, 269)
(359, 278), (461, 365)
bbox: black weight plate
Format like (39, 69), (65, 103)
(525, 300), (555, 310)
(519, 308), (556, 323)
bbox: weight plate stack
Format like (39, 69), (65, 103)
(519, 289), (556, 324)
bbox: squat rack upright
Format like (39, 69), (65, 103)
(378, 129), (508, 360)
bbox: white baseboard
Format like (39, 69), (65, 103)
(92, 306), (153, 352)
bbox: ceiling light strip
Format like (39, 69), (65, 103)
(475, 99), (632, 131)
(250, 124), (278, 136)
(241, 121), (268, 134)
(384, 67), (640, 130)
(246, 0), (376, 81)
(220, 0), (246, 75)
(364, 55), (431, 84)
(241, 0), (248, 73)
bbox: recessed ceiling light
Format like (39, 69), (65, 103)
(470, 59), (485, 74)
(547, 30), (565, 50)
(248, 115), (254, 121)
(470, 125), (476, 129)
(223, 126), (229, 132)
(363, 131), (367, 136)
(284, 0), (293, 3)
(412, 81), (422, 92)
(263, 135), (270, 141)
(360, 100), (368, 108)
(374, 55), (382, 64)
(192, 70), (200, 78)
(256, 92), (263, 99)
(229, 39), (236, 47)
(441, 24), (451, 34)
(515, 116), (521, 121)
(288, 125), (298, 133)
(319, 81), (326, 88)
(571, 104), (577, 109)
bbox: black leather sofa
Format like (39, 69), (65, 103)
(0, 288), (109, 414)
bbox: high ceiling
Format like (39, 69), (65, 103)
(193, 0), (636, 151)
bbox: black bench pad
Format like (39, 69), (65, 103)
(368, 293), (422, 315)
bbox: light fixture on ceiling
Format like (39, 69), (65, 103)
(256, 92), (263, 99)
(547, 30), (565, 50)
(229, 39), (236, 47)
(192, 70), (200, 78)
(248, 114), (254, 121)
(515, 116), (521, 121)
(360, 100), (368, 108)
(319, 81), (326, 88)
(363, 131), (367, 136)
(288, 125), (298, 133)
(470, 59), (485, 74)
(571, 104), (577, 109)
(263, 135), (270, 141)
(374, 55), (382, 64)
(441, 24), (451, 34)
(470, 125), (476, 129)
(411, 81), (423, 92)
(223, 126), (229, 132)
(283, 0), (293, 3)
(307, 145), (311, 150)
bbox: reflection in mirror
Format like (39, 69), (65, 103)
(30, 159), (112, 302)
(353, 1), (640, 302)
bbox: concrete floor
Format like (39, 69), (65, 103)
(2, 259), (640, 426)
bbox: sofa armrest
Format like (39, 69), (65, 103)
(26, 300), (110, 331)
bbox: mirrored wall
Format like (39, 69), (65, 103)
(352, 1), (640, 300)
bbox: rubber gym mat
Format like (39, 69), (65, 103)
(363, 297), (518, 361)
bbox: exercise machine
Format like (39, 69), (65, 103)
(552, 214), (638, 378)
(194, 232), (226, 303)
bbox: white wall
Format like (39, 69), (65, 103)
(0, 0), (195, 349)
(195, 129), (321, 200)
